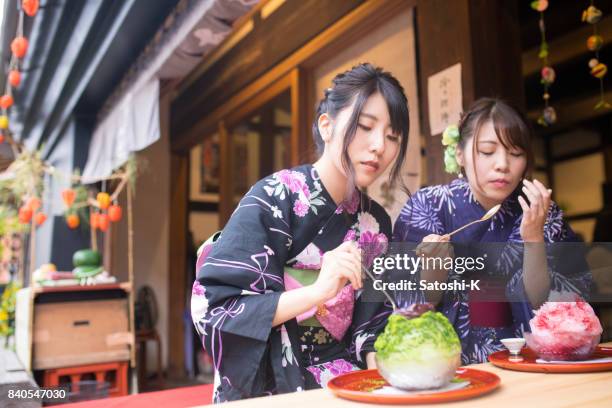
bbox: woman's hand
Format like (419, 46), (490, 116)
(416, 234), (453, 304)
(311, 241), (362, 304)
(518, 179), (552, 243)
(416, 234), (453, 260)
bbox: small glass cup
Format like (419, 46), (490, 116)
(501, 338), (526, 362)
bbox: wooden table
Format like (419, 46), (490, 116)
(193, 342), (612, 408)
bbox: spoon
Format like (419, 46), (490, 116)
(360, 264), (399, 312)
(443, 204), (501, 239)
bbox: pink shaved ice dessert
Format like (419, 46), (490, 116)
(525, 299), (603, 361)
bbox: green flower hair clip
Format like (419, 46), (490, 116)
(442, 124), (461, 174)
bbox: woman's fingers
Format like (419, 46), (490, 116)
(336, 259), (361, 289)
(522, 183), (541, 212)
(335, 252), (362, 279)
(334, 252), (362, 283)
(518, 195), (529, 213)
(533, 179), (552, 215)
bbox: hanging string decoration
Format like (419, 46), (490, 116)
(532, 0), (557, 127)
(583, 1), (611, 110)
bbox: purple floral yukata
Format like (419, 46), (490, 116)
(392, 178), (592, 364)
(191, 164), (392, 402)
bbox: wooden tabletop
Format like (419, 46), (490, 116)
(193, 342), (612, 408)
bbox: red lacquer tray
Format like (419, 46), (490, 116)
(488, 346), (612, 373)
(327, 368), (500, 404)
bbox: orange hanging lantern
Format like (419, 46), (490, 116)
(22, 0), (39, 17)
(108, 204), (122, 222)
(9, 70), (21, 88)
(61, 188), (76, 207)
(0, 95), (14, 109)
(96, 192), (111, 210)
(19, 206), (33, 224)
(11, 37), (28, 59)
(98, 213), (109, 232)
(0, 134), (4, 144)
(26, 196), (41, 212)
(66, 214), (80, 229)
(35, 212), (47, 226)
(90, 212), (100, 230)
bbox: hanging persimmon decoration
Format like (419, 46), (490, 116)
(11, 37), (28, 59)
(0, 95), (14, 109)
(22, 0), (39, 17)
(108, 203), (122, 222)
(65, 214), (80, 229)
(583, 1), (611, 110)
(8, 70), (21, 88)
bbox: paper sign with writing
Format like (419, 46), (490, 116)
(427, 63), (462, 136)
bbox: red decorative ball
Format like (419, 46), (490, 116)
(8, 70), (21, 87)
(22, 0), (39, 17)
(0, 95), (14, 109)
(11, 37), (28, 59)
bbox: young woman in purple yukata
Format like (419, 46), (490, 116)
(393, 98), (592, 364)
(191, 63), (411, 402)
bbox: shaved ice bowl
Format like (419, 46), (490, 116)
(524, 331), (600, 361)
(525, 300), (602, 361)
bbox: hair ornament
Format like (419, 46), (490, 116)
(442, 124), (461, 174)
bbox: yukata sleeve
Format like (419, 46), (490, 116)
(191, 179), (292, 400)
(391, 188), (446, 307)
(506, 203), (593, 328)
(349, 207), (393, 367)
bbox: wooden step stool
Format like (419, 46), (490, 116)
(42, 361), (128, 397)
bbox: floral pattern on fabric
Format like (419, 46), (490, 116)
(306, 359), (359, 388)
(192, 164), (392, 403)
(393, 177), (592, 364)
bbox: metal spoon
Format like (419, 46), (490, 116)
(443, 204), (501, 239)
(360, 264), (399, 312)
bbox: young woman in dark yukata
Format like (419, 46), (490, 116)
(393, 98), (592, 364)
(191, 63), (411, 402)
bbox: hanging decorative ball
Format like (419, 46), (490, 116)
(18, 206), (33, 224)
(582, 6), (603, 24)
(66, 214), (80, 229)
(541, 106), (557, 126)
(0, 95), (14, 109)
(531, 0), (548, 12)
(543, 92), (550, 100)
(98, 213), (110, 232)
(11, 37), (28, 59)
(541, 66), (556, 84)
(589, 58), (600, 69)
(0, 115), (9, 129)
(0, 133), (4, 144)
(90, 212), (100, 230)
(587, 35), (603, 52)
(96, 192), (111, 210)
(22, 0), (40, 17)
(61, 188), (76, 207)
(591, 62), (608, 79)
(27, 196), (42, 212)
(35, 212), (47, 226)
(9, 70), (21, 87)
(108, 204), (122, 222)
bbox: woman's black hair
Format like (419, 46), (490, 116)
(312, 63), (410, 194)
(457, 97), (535, 183)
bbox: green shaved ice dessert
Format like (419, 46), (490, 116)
(375, 311), (461, 390)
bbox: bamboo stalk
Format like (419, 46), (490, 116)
(89, 191), (97, 252)
(29, 218), (36, 278)
(17, 232), (24, 286)
(127, 181), (136, 369)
